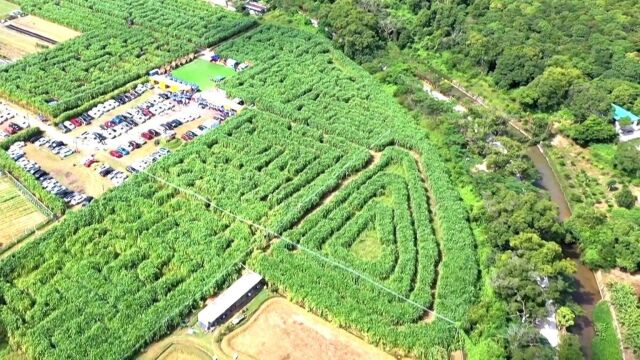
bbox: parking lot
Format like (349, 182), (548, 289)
(1, 101), (32, 139)
(0, 83), (243, 209)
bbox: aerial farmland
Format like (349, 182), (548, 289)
(4, 0), (633, 359)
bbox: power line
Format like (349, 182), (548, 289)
(135, 160), (458, 326)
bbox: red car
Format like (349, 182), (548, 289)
(84, 159), (97, 167)
(141, 131), (153, 140)
(70, 118), (83, 127)
(109, 150), (123, 158)
(181, 133), (194, 141)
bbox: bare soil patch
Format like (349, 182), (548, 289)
(0, 15), (79, 60)
(221, 298), (394, 360)
(11, 15), (80, 42)
(23, 144), (113, 198)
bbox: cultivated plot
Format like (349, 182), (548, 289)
(0, 25), (476, 360)
(0, 175), (47, 245)
(0, 15), (79, 60)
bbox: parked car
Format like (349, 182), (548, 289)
(70, 118), (83, 127)
(109, 150), (123, 158)
(63, 121), (75, 130)
(141, 131), (153, 140)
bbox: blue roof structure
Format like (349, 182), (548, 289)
(612, 104), (639, 122)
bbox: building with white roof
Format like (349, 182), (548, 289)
(198, 271), (264, 331)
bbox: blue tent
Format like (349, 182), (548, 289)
(612, 104), (639, 122)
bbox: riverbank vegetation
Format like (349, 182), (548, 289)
(608, 283), (640, 356)
(592, 301), (623, 360)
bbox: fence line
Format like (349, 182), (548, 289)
(0, 170), (55, 219)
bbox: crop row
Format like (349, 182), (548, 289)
(219, 25), (477, 354)
(0, 0), (256, 118)
(0, 24), (477, 359)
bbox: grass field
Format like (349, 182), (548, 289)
(0, 176), (48, 246)
(0, 27), (47, 60)
(592, 301), (623, 360)
(172, 59), (236, 90)
(0, 0), (20, 19)
(0, 0), (17, 17)
(350, 228), (382, 260)
(11, 15), (80, 42)
(221, 298), (395, 360)
(0, 15), (79, 60)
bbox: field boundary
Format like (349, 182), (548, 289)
(0, 170), (54, 219)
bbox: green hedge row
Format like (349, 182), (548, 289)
(0, 128), (42, 151)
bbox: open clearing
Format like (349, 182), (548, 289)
(172, 59), (236, 90)
(0, 15), (79, 60)
(0, 27), (45, 60)
(0, 176), (47, 246)
(11, 15), (80, 42)
(0, 0), (17, 17)
(221, 298), (394, 360)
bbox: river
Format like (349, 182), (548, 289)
(421, 81), (601, 358)
(527, 145), (601, 360)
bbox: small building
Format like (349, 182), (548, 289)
(245, 2), (268, 15)
(612, 103), (639, 123)
(612, 104), (640, 142)
(198, 272), (264, 331)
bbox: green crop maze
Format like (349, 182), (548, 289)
(0, 24), (477, 359)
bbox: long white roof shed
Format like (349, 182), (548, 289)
(198, 272), (263, 327)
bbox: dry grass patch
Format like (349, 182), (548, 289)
(221, 298), (395, 360)
(0, 15), (79, 60)
(11, 15), (80, 42)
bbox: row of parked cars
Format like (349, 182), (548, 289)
(128, 147), (171, 173)
(1, 104), (30, 138)
(6, 142), (91, 207)
(34, 136), (76, 159)
(0, 103), (17, 125)
(108, 139), (146, 159)
(92, 92), (177, 142)
(83, 156), (128, 186)
(57, 83), (153, 133)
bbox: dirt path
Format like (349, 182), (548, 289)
(409, 151), (442, 321)
(221, 298), (394, 360)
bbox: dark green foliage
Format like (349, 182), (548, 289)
(615, 186), (636, 209)
(567, 206), (640, 271)
(567, 116), (618, 146)
(614, 143), (640, 178)
(558, 334), (583, 360)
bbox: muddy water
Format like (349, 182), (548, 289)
(527, 145), (601, 359)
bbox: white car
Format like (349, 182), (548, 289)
(63, 121), (75, 130)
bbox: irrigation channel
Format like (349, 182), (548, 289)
(527, 145), (601, 360)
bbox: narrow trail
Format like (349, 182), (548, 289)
(409, 150), (443, 321)
(288, 150), (382, 229)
